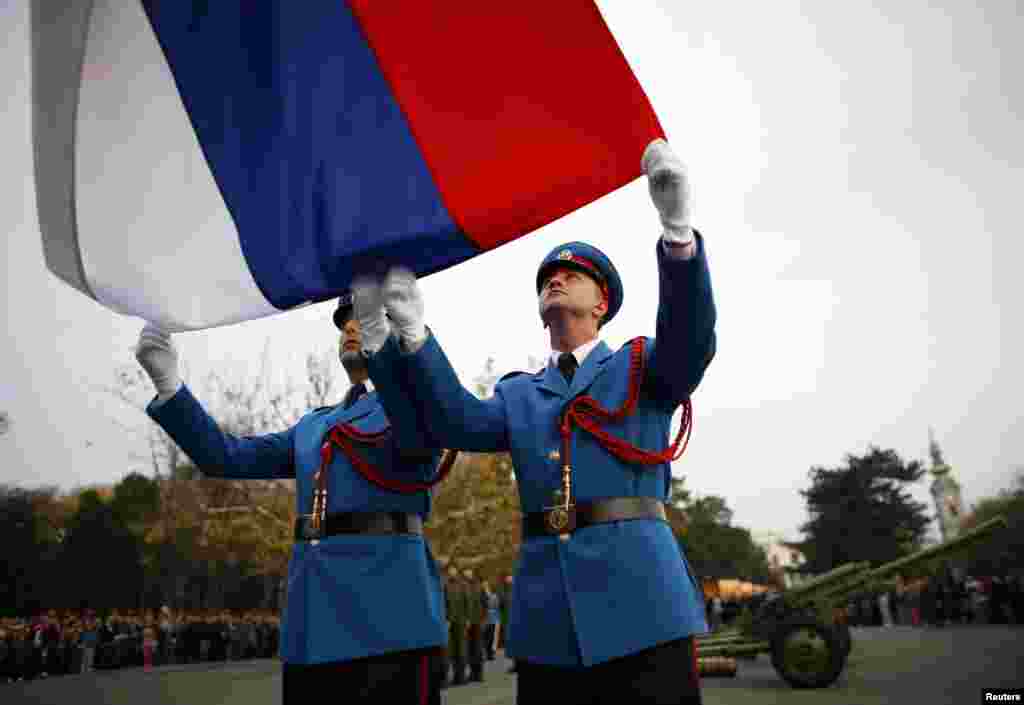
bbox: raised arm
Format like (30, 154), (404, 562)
(640, 140), (717, 409)
(368, 332), (509, 454)
(644, 234), (717, 409)
(351, 276), (440, 460)
(355, 266), (509, 453)
(137, 325), (295, 479)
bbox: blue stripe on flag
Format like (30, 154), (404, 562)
(141, 1), (477, 309)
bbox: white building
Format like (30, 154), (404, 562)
(753, 530), (807, 589)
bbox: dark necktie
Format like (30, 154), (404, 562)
(344, 382), (366, 410)
(557, 353), (578, 385)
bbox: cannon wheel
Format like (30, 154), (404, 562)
(770, 618), (846, 689)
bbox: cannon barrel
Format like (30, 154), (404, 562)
(781, 561), (871, 604)
(817, 516), (1007, 604)
(696, 641), (770, 658)
(869, 516), (1006, 579)
(696, 634), (749, 646)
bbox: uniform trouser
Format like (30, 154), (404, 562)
(449, 623), (466, 681)
(498, 618), (508, 649)
(80, 647), (95, 673)
(483, 623), (497, 657)
(282, 647), (441, 705)
(435, 641), (449, 685)
(466, 624), (484, 679)
(516, 637), (702, 705)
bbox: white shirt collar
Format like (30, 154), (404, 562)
(549, 338), (602, 368)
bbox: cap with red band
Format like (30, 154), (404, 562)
(333, 292), (355, 329)
(536, 241), (623, 325)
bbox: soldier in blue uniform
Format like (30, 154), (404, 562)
(357, 138), (715, 704)
(133, 295), (450, 704)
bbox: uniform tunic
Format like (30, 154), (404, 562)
(368, 235), (716, 667)
(147, 383), (447, 665)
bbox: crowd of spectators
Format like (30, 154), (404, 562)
(845, 574), (1024, 628)
(0, 607), (281, 684)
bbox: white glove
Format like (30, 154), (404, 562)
(382, 267), (426, 348)
(641, 138), (695, 247)
(135, 324), (182, 400)
(351, 275), (391, 355)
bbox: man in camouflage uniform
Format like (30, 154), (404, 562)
(444, 569), (468, 684)
(464, 569), (486, 683)
(447, 567), (468, 686)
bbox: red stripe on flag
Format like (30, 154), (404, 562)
(348, 1), (664, 251)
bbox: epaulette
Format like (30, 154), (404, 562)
(498, 371), (529, 384)
(620, 336), (647, 352)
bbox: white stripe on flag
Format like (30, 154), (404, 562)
(75, 0), (281, 332)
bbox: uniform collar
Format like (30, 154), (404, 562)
(348, 378), (375, 394)
(548, 337), (601, 368)
(340, 378), (374, 413)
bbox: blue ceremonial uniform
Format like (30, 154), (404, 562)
(146, 384), (447, 665)
(367, 234), (716, 667)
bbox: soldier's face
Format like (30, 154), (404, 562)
(339, 318), (363, 364)
(539, 266), (607, 324)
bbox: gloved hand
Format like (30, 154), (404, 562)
(351, 275), (391, 355)
(641, 138), (695, 247)
(135, 324), (182, 400)
(382, 267), (426, 348)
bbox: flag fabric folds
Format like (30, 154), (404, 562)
(32, 1), (664, 331)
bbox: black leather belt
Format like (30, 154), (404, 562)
(294, 512), (423, 541)
(522, 497), (667, 538)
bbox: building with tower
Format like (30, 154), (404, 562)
(928, 429), (963, 542)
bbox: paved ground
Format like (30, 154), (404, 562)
(3, 626), (1021, 705)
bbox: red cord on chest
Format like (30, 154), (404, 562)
(559, 337), (692, 471)
(314, 423), (457, 503)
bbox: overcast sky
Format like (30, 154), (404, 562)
(2, 0), (1021, 543)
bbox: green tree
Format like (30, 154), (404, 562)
(678, 493), (773, 585)
(425, 452), (520, 584)
(111, 472), (161, 527)
(61, 488), (145, 608)
(796, 447), (931, 574)
(688, 495), (733, 526)
(0, 485), (55, 613)
(961, 470), (1024, 576)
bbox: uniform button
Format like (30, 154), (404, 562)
(548, 450), (560, 461)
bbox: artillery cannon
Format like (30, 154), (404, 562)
(695, 516), (1007, 688)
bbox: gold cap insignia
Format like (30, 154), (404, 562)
(557, 249), (573, 260)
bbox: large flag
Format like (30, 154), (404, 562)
(32, 1), (664, 331)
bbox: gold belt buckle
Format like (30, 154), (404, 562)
(300, 514), (323, 541)
(545, 504), (576, 537)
